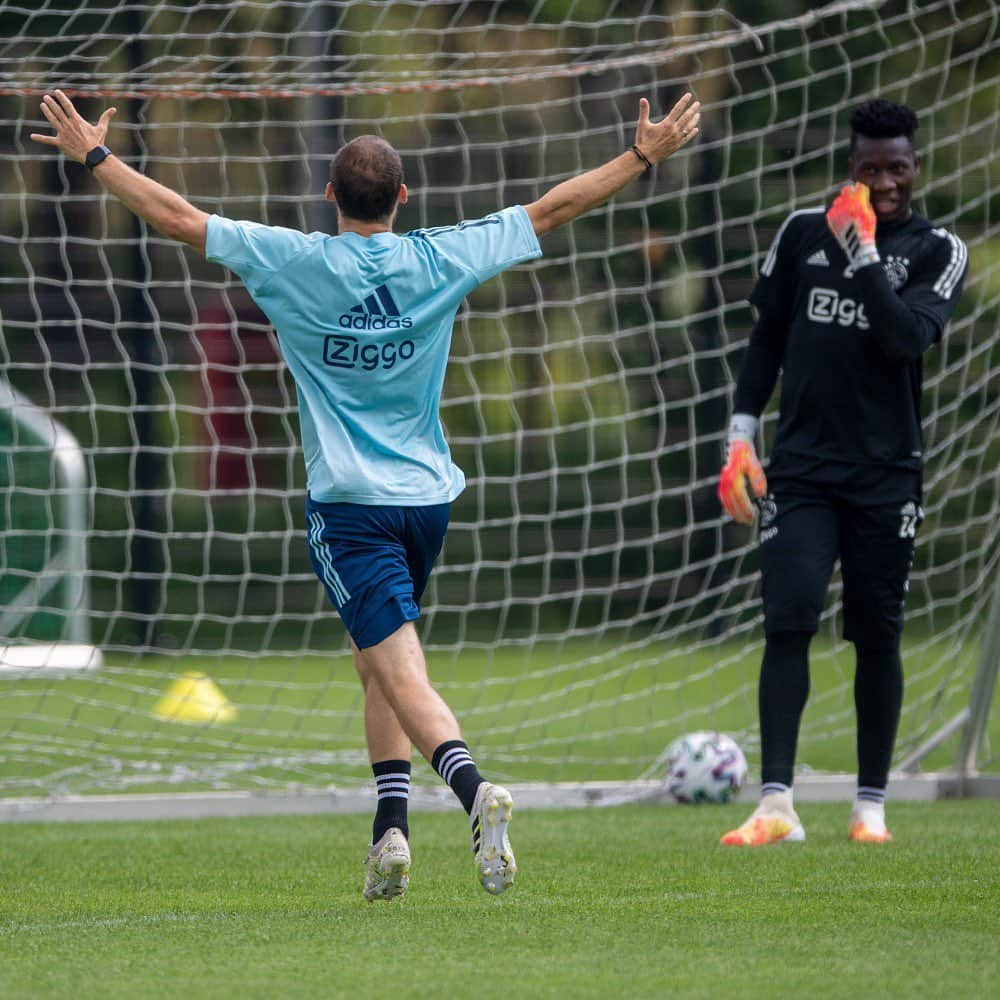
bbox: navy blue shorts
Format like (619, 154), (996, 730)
(305, 497), (450, 650)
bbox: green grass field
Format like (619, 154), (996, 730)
(1, 802), (997, 999)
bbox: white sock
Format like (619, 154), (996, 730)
(759, 785), (794, 814)
(852, 798), (887, 833)
(856, 785), (886, 806)
(761, 781), (791, 799)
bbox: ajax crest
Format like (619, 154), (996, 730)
(883, 255), (909, 290)
(758, 495), (777, 527)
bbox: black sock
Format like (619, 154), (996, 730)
(759, 630), (812, 787)
(431, 740), (484, 814)
(372, 759), (410, 843)
(854, 643), (903, 789)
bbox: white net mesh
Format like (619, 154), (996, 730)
(0, 0), (997, 798)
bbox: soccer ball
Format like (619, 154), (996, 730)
(664, 731), (747, 804)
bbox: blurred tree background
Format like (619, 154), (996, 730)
(0, 0), (996, 654)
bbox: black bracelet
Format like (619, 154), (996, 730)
(630, 144), (653, 171)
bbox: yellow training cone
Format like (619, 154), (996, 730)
(153, 671), (236, 723)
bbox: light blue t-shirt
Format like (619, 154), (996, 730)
(206, 206), (542, 505)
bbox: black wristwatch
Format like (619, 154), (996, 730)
(84, 145), (111, 171)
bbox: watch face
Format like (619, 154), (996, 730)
(86, 146), (109, 169)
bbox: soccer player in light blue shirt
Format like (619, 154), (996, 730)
(203, 203), (540, 507)
(32, 87), (701, 900)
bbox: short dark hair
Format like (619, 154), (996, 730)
(330, 136), (403, 223)
(849, 99), (918, 152)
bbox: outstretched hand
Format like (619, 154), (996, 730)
(29, 90), (117, 164)
(635, 93), (700, 164)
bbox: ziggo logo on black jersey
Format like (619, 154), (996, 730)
(323, 335), (416, 371)
(806, 287), (870, 330)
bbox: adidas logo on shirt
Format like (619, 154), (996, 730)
(327, 283), (416, 371)
(339, 284), (414, 330)
(806, 249), (829, 267)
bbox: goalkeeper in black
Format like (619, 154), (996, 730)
(717, 99), (967, 846)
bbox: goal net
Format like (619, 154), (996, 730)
(0, 0), (997, 804)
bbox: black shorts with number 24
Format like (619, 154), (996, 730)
(757, 478), (924, 646)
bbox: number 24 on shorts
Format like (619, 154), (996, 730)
(899, 502), (923, 539)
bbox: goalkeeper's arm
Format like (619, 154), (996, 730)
(827, 182), (937, 364)
(30, 90), (208, 254)
(852, 265), (939, 364)
(524, 93), (700, 236)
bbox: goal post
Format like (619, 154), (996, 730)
(0, 0), (996, 812)
(0, 380), (101, 672)
(957, 571), (1000, 775)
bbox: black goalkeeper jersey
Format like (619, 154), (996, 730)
(748, 208), (967, 488)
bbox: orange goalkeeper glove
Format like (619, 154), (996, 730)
(718, 415), (767, 525)
(826, 182), (879, 270)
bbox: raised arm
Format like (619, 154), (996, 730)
(826, 183), (947, 365)
(30, 90), (208, 255)
(524, 93), (700, 237)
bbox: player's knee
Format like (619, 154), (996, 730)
(367, 650), (434, 712)
(358, 617), (428, 690)
(853, 638), (903, 672)
(843, 593), (905, 648)
(846, 619), (904, 650)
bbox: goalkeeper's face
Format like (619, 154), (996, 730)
(848, 135), (920, 223)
